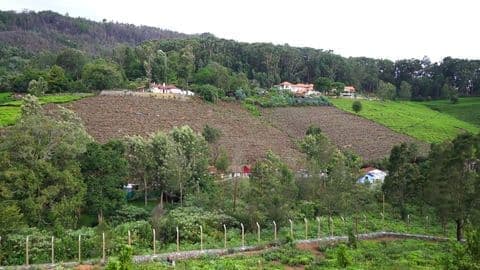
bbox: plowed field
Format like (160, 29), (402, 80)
(56, 95), (426, 167)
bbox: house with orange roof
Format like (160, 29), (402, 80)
(275, 81), (316, 96)
(341, 86), (356, 98)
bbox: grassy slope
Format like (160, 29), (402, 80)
(0, 93), (93, 127)
(331, 98), (479, 143)
(425, 97), (480, 127)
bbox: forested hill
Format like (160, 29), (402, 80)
(0, 10), (188, 55)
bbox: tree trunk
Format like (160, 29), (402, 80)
(456, 218), (464, 241)
(144, 175), (148, 207)
(233, 179), (238, 212)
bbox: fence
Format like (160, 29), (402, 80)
(0, 211), (456, 268)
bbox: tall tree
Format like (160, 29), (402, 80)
(80, 140), (128, 223)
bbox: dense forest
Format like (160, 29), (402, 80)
(1, 10), (480, 100)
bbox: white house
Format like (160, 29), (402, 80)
(149, 83), (194, 96)
(340, 86), (356, 98)
(276, 81), (315, 96)
(357, 168), (387, 186)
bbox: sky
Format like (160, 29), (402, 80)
(1, 0), (479, 62)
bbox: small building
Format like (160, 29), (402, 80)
(275, 81), (315, 96)
(149, 83), (194, 96)
(341, 86), (356, 98)
(357, 168), (387, 186)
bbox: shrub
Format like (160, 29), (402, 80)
(27, 77), (47, 96)
(336, 244), (351, 268)
(191, 84), (222, 103)
(352, 100), (362, 113)
(234, 89), (247, 100)
(105, 245), (133, 270)
(111, 205), (150, 225)
(450, 94), (459, 104)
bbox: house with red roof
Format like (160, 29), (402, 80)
(276, 81), (316, 96)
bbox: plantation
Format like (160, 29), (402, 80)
(331, 98), (480, 143)
(425, 97), (480, 127)
(0, 92), (92, 127)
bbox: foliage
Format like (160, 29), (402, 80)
(352, 100), (362, 113)
(55, 48), (87, 80)
(27, 77), (48, 96)
(263, 244), (314, 266)
(249, 90), (331, 108)
(306, 124), (322, 136)
(314, 77), (333, 92)
(202, 124), (221, 144)
(156, 206), (237, 242)
(332, 98), (479, 143)
(424, 97), (480, 127)
(215, 149), (230, 173)
(246, 152), (298, 226)
(335, 244), (351, 268)
(191, 84), (221, 102)
(105, 245), (133, 270)
(111, 205), (150, 225)
(399, 81), (412, 100)
(0, 95), (91, 229)
(80, 140), (129, 223)
(46, 65), (69, 92)
(82, 60), (124, 90)
(376, 80), (396, 101)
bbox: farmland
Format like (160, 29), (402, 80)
(331, 98), (480, 143)
(53, 95), (427, 165)
(0, 92), (93, 127)
(424, 97), (480, 127)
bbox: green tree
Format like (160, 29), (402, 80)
(55, 48), (87, 80)
(424, 133), (480, 241)
(382, 143), (420, 219)
(80, 140), (128, 223)
(352, 100), (362, 113)
(398, 81), (412, 100)
(247, 151), (297, 226)
(27, 77), (48, 96)
(376, 80), (396, 101)
(82, 59), (123, 90)
(47, 65), (69, 92)
(314, 77), (333, 93)
(0, 95), (91, 228)
(215, 149), (230, 173)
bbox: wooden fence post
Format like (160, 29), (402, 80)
(341, 216), (346, 233)
(304, 218), (308, 240)
(128, 230), (131, 246)
(223, 224), (227, 249)
(289, 219), (294, 239)
(256, 222), (261, 243)
(329, 216), (334, 237)
(380, 213), (385, 231)
(425, 216), (429, 233)
(407, 214), (410, 231)
(240, 223), (245, 248)
(200, 225), (203, 251)
(102, 232), (105, 263)
(273, 221), (277, 242)
(78, 234), (81, 263)
(152, 229), (156, 255)
(51, 236), (55, 264)
(363, 214), (368, 234)
(176, 227), (179, 252)
(25, 236), (29, 266)
(316, 217), (321, 238)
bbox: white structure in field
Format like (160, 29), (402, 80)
(357, 168), (387, 186)
(149, 83), (194, 96)
(276, 81), (316, 96)
(341, 86), (356, 97)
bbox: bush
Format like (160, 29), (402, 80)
(156, 207), (238, 243)
(234, 89), (247, 100)
(336, 244), (350, 268)
(263, 245), (314, 266)
(111, 205), (150, 225)
(191, 84), (222, 103)
(450, 94), (459, 104)
(352, 100), (362, 113)
(105, 245), (133, 270)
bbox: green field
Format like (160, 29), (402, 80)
(134, 239), (449, 269)
(331, 98), (480, 143)
(0, 92), (93, 127)
(425, 97), (480, 127)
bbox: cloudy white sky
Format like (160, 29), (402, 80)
(2, 0), (479, 62)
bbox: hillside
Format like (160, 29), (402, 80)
(0, 10), (188, 55)
(48, 95), (428, 167)
(331, 98), (480, 143)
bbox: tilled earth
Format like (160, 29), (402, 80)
(59, 95), (304, 169)
(262, 106), (428, 161)
(52, 95), (426, 168)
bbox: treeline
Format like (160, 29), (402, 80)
(0, 10), (187, 55)
(2, 10), (480, 100)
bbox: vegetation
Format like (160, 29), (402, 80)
(352, 100), (362, 113)
(425, 97), (480, 127)
(332, 98), (480, 143)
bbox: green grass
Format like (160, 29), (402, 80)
(331, 98), (480, 143)
(425, 97), (480, 127)
(133, 239), (449, 269)
(0, 92), (93, 127)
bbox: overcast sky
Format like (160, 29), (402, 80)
(2, 0), (479, 62)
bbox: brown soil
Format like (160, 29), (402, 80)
(56, 95), (304, 169)
(49, 95), (427, 168)
(262, 106), (428, 161)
